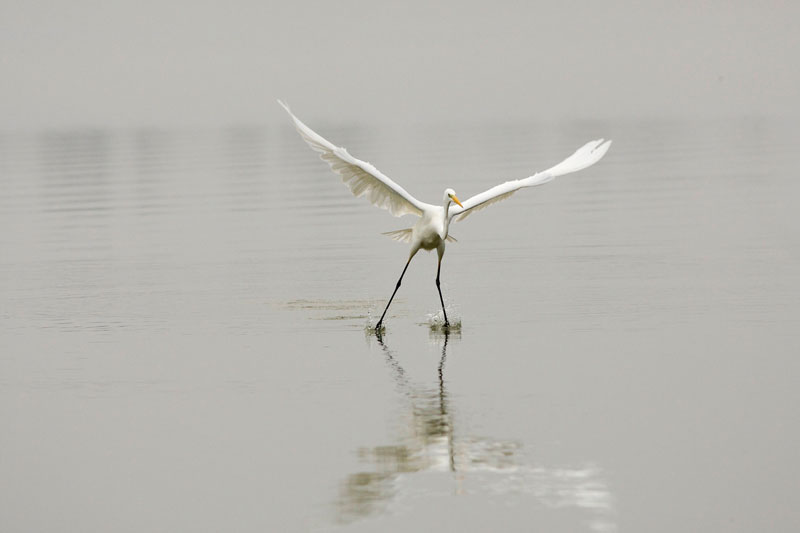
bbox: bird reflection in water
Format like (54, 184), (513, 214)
(336, 331), (617, 531)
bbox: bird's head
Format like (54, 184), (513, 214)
(444, 188), (463, 208)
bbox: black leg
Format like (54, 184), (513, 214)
(375, 259), (411, 331)
(436, 258), (449, 327)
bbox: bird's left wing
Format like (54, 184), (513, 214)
(279, 101), (430, 218)
(449, 139), (612, 221)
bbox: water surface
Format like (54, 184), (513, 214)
(1, 118), (799, 531)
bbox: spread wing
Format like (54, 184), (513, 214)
(449, 139), (612, 221)
(279, 101), (430, 218)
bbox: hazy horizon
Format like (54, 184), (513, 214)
(2, 1), (799, 130)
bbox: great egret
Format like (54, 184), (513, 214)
(279, 101), (611, 330)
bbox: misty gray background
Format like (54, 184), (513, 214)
(1, 1), (799, 128)
(2, 2), (800, 533)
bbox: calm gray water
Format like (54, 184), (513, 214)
(1, 118), (799, 532)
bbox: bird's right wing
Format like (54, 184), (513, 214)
(449, 139), (612, 221)
(279, 101), (430, 218)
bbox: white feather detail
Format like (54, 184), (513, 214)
(450, 139), (611, 222)
(382, 228), (457, 243)
(454, 188), (523, 221)
(279, 101), (429, 218)
(382, 228), (414, 243)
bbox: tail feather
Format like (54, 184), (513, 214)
(382, 228), (413, 243)
(382, 229), (458, 244)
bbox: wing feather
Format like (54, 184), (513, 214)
(279, 101), (428, 218)
(450, 139), (612, 221)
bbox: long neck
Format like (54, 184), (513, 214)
(442, 199), (452, 237)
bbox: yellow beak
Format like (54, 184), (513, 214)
(452, 195), (464, 208)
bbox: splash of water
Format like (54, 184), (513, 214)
(426, 310), (462, 332)
(363, 310), (385, 335)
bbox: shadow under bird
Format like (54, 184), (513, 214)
(279, 101), (611, 331)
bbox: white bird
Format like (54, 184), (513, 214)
(279, 101), (611, 331)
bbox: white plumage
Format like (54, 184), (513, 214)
(279, 101), (611, 330)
